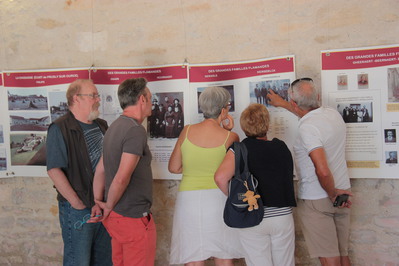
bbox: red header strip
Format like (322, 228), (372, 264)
(3, 69), (89, 87)
(91, 65), (188, 84)
(189, 57), (294, 82)
(322, 46), (399, 70)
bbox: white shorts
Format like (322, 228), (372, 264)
(237, 213), (295, 266)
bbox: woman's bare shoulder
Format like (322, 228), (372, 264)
(224, 130), (239, 147)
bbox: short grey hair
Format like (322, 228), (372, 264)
(199, 86), (231, 119)
(289, 80), (319, 110)
(118, 77), (148, 109)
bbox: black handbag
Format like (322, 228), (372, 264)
(223, 142), (264, 228)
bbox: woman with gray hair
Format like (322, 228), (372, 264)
(168, 86), (243, 265)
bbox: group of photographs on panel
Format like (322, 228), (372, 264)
(1, 67), (398, 170)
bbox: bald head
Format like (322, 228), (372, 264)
(66, 79), (94, 107)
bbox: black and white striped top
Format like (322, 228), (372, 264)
(264, 206), (293, 219)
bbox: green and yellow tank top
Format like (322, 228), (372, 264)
(179, 125), (230, 191)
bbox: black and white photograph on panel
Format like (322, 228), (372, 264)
(10, 133), (46, 166)
(148, 92), (184, 139)
(336, 102), (373, 123)
(249, 79), (290, 106)
(49, 91), (69, 122)
(8, 88), (48, 111)
(9, 111), (50, 131)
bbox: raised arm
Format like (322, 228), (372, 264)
(267, 89), (296, 115)
(222, 114), (235, 131)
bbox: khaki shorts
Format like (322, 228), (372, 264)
(297, 197), (350, 258)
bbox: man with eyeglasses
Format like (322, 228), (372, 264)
(46, 79), (112, 266)
(268, 78), (352, 266)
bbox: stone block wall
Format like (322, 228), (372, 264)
(1, 177), (399, 265)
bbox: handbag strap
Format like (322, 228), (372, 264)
(234, 142), (249, 183)
(234, 142), (258, 189)
(234, 142), (241, 181)
(240, 142), (250, 175)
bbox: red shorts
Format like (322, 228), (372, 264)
(103, 211), (157, 266)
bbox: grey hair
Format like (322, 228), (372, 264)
(289, 80), (319, 110)
(199, 86), (231, 119)
(118, 77), (148, 109)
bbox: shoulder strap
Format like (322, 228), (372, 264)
(234, 142), (249, 182)
(240, 143), (259, 190)
(223, 131), (231, 145)
(185, 124), (191, 139)
(234, 142), (252, 182)
(234, 142), (241, 181)
(240, 142), (249, 174)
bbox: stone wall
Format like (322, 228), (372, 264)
(1, 178), (399, 265)
(0, 0), (398, 265)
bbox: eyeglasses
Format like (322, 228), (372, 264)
(76, 93), (101, 99)
(290, 78), (313, 88)
(74, 214), (91, 230)
(74, 214), (102, 230)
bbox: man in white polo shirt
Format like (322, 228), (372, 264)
(268, 78), (352, 266)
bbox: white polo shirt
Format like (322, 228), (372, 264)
(294, 106), (351, 200)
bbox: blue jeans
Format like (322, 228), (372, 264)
(58, 201), (112, 266)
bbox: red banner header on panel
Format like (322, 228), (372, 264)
(322, 46), (399, 70)
(3, 70), (89, 87)
(91, 65), (188, 84)
(189, 57), (294, 82)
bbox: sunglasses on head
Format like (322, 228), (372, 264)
(291, 77), (313, 87)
